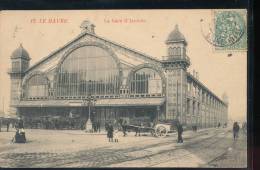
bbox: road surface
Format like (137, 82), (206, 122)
(0, 127), (247, 168)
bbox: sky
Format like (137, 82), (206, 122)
(0, 10), (247, 121)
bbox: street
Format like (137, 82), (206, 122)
(0, 127), (247, 168)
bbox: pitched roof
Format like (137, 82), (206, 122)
(26, 31), (161, 73)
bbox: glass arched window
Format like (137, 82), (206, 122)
(25, 74), (49, 97)
(56, 46), (120, 97)
(130, 68), (162, 94)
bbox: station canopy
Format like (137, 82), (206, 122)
(15, 98), (166, 107)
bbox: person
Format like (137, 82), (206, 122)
(218, 122), (221, 128)
(135, 121), (142, 137)
(92, 121), (96, 132)
(177, 122), (183, 143)
(7, 121), (10, 132)
(242, 122), (247, 134)
(96, 121), (100, 133)
(0, 119), (2, 132)
(233, 122), (240, 140)
(105, 121), (109, 132)
(18, 118), (24, 129)
(114, 129), (119, 142)
(12, 128), (26, 143)
(122, 120), (127, 137)
(107, 123), (114, 142)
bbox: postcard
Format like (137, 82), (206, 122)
(0, 9), (247, 168)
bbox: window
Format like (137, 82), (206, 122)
(130, 68), (162, 94)
(25, 74), (48, 97)
(56, 46), (120, 97)
(176, 47), (181, 56)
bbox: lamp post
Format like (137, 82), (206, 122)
(83, 81), (97, 132)
(83, 96), (97, 132)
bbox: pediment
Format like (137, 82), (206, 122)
(26, 32), (161, 75)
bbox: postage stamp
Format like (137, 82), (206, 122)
(213, 10), (247, 51)
(199, 9), (247, 52)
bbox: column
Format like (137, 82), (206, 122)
(157, 105), (160, 121)
(189, 99), (193, 126)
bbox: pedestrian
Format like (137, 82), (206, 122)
(105, 121), (109, 132)
(122, 120), (127, 137)
(135, 122), (142, 137)
(7, 121), (10, 132)
(177, 122), (183, 143)
(18, 118), (24, 129)
(242, 122), (247, 134)
(218, 122), (221, 128)
(107, 123), (114, 142)
(233, 122), (240, 140)
(114, 129), (119, 142)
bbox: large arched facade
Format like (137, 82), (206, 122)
(54, 42), (123, 98)
(126, 63), (166, 96)
(21, 71), (50, 99)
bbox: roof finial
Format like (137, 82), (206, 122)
(19, 43), (23, 48)
(175, 24), (179, 30)
(80, 20), (95, 34)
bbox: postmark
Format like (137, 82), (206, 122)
(200, 10), (247, 51)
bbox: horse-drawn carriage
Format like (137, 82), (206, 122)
(125, 119), (179, 137)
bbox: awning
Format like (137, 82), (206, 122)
(14, 97), (166, 107)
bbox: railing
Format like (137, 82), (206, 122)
(22, 93), (165, 101)
(161, 55), (190, 63)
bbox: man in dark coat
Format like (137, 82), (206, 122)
(122, 120), (127, 137)
(18, 119), (24, 129)
(135, 121), (142, 137)
(177, 123), (183, 143)
(107, 123), (114, 142)
(233, 122), (240, 140)
(7, 121), (10, 132)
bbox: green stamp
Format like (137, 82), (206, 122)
(214, 10), (247, 51)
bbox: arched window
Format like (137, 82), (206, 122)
(25, 74), (49, 97)
(56, 46), (120, 97)
(172, 47), (177, 56)
(130, 68), (162, 94)
(168, 47), (173, 55)
(176, 47), (181, 56)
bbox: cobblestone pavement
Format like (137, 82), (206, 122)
(0, 128), (247, 168)
(206, 131), (247, 168)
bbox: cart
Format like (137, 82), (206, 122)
(125, 120), (179, 138)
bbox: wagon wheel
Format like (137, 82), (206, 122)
(155, 125), (168, 137)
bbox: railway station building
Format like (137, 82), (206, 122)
(8, 20), (228, 129)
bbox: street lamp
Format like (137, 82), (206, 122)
(83, 96), (97, 132)
(82, 81), (97, 132)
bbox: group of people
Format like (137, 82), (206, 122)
(22, 118), (87, 130)
(92, 121), (101, 133)
(105, 121), (119, 142)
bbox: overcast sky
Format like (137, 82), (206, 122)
(0, 10), (247, 122)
